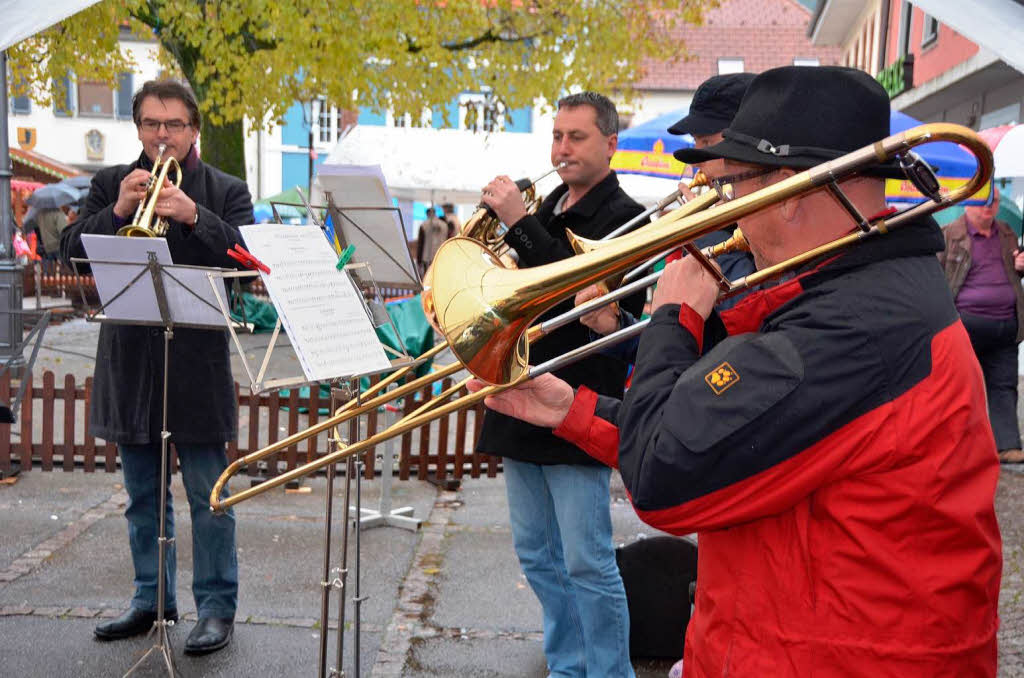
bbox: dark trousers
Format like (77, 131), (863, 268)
(961, 312), (1022, 451)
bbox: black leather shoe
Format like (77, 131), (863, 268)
(94, 607), (178, 640)
(184, 617), (233, 655)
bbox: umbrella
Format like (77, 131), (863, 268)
(886, 111), (990, 207)
(611, 109), (695, 180)
(977, 124), (1024, 242)
(254, 186), (309, 221)
(25, 182), (82, 209)
(990, 125), (1024, 179)
(63, 175), (93, 189)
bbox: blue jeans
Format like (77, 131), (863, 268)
(504, 459), (633, 678)
(119, 442), (238, 619)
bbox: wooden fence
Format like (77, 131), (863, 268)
(0, 371), (501, 481)
(24, 261), (414, 303)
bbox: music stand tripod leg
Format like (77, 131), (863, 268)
(124, 263), (179, 677)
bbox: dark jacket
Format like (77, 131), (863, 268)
(475, 170), (645, 465)
(61, 150), (253, 444)
(556, 218), (1001, 676)
(938, 214), (1024, 343)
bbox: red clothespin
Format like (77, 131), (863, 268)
(226, 244), (271, 274)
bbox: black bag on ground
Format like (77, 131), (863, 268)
(616, 536), (698, 659)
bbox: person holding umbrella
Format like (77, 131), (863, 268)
(25, 183), (81, 260)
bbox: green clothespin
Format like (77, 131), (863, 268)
(336, 244), (356, 270)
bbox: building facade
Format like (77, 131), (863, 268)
(809, 0), (1023, 128)
(629, 0), (841, 126)
(7, 34), (163, 172)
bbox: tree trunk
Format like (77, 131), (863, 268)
(200, 118), (246, 181)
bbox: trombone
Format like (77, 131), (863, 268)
(209, 189), (722, 511)
(210, 123), (992, 511)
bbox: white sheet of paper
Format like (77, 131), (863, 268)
(81, 234), (227, 327)
(239, 224), (391, 381)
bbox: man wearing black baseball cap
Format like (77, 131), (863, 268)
(476, 66), (1001, 676)
(576, 72), (757, 349)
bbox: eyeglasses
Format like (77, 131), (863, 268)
(139, 119), (191, 134)
(711, 167), (778, 191)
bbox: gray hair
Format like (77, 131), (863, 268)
(557, 92), (619, 136)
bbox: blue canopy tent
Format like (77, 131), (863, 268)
(611, 109), (695, 180)
(613, 108), (988, 206)
(887, 111), (990, 207)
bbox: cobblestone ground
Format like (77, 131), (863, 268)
(998, 469), (1024, 677)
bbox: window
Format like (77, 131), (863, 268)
(317, 98), (333, 143)
(717, 58), (744, 75)
(116, 72), (133, 119)
(78, 80), (114, 117)
(898, 1), (913, 56)
(459, 92), (505, 132)
(921, 14), (939, 47)
(793, 58), (819, 67)
(52, 75), (74, 117)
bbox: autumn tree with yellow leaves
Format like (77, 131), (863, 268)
(9, 1), (710, 179)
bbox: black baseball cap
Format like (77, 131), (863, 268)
(668, 73), (756, 137)
(673, 66), (902, 178)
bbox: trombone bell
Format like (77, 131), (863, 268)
(430, 237), (531, 385)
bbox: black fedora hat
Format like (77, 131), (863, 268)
(674, 66), (903, 178)
(667, 73), (756, 137)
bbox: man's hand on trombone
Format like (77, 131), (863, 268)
(653, 253), (721, 319)
(468, 373), (574, 430)
(575, 285), (620, 335)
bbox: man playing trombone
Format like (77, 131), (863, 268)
(61, 80), (253, 655)
(476, 91), (644, 677)
(477, 67), (1002, 676)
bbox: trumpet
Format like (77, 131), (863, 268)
(116, 144), (183, 238)
(210, 123), (992, 511)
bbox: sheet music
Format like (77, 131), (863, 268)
(239, 224), (391, 381)
(81, 234), (227, 327)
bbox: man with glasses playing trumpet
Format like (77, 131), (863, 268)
(477, 91), (645, 678)
(477, 67), (1002, 676)
(61, 79), (253, 655)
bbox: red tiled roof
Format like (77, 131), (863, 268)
(637, 0), (843, 91)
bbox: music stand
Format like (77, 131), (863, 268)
(73, 241), (232, 678)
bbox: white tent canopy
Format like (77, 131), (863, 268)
(319, 126), (556, 206)
(0, 0), (100, 51)
(317, 125), (681, 208)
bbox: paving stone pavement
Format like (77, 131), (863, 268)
(3, 309), (1023, 675)
(1, 465), (1022, 677)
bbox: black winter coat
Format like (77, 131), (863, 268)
(61, 150), (254, 444)
(475, 171), (645, 465)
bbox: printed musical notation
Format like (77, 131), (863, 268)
(239, 225), (391, 381)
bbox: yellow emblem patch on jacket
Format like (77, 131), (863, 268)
(705, 362), (740, 395)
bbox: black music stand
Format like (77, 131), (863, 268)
(73, 248), (231, 678)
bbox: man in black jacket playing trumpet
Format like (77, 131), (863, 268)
(61, 79), (252, 655)
(476, 91), (644, 677)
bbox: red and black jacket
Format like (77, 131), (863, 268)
(556, 217), (1002, 676)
